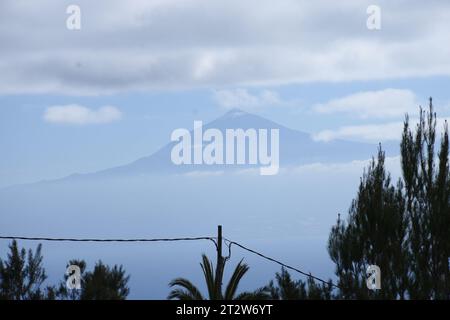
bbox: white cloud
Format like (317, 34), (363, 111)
(43, 105), (122, 125)
(213, 89), (282, 110)
(1, 1), (450, 94)
(289, 156), (401, 175)
(313, 117), (450, 142)
(231, 156), (402, 177)
(313, 122), (404, 142)
(313, 89), (419, 118)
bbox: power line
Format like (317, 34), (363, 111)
(224, 238), (340, 289)
(0, 235), (216, 246)
(0, 234), (339, 289)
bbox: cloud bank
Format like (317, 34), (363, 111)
(314, 117), (450, 142)
(43, 105), (122, 125)
(313, 122), (404, 142)
(1, 0), (450, 94)
(313, 89), (419, 119)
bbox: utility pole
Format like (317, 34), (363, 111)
(217, 225), (222, 264)
(215, 225), (223, 299)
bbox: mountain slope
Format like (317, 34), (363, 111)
(59, 109), (395, 181)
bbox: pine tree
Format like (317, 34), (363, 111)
(401, 99), (450, 299)
(0, 240), (50, 300)
(57, 260), (129, 300)
(81, 261), (129, 300)
(328, 148), (408, 299)
(55, 259), (86, 300)
(262, 268), (333, 300)
(328, 98), (450, 299)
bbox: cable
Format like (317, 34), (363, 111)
(0, 235), (217, 247)
(0, 234), (338, 289)
(225, 238), (340, 289)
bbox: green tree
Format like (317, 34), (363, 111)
(328, 147), (408, 299)
(82, 261), (129, 300)
(168, 254), (257, 300)
(55, 259), (86, 300)
(0, 240), (51, 300)
(401, 100), (450, 299)
(328, 98), (450, 299)
(262, 268), (333, 300)
(57, 260), (129, 300)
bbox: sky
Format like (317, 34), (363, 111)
(2, 0), (450, 299)
(1, 0), (450, 187)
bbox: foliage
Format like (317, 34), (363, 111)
(328, 98), (450, 299)
(168, 254), (252, 300)
(0, 240), (52, 300)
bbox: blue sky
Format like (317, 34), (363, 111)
(2, 0), (450, 186)
(2, 76), (450, 187)
(3, 0), (450, 298)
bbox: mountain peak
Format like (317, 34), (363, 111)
(210, 108), (286, 131)
(222, 108), (249, 119)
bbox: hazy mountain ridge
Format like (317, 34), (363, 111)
(3, 109), (399, 188)
(61, 109), (396, 180)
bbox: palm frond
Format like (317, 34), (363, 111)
(235, 286), (271, 300)
(224, 259), (249, 299)
(200, 254), (217, 299)
(168, 278), (204, 300)
(168, 289), (196, 300)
